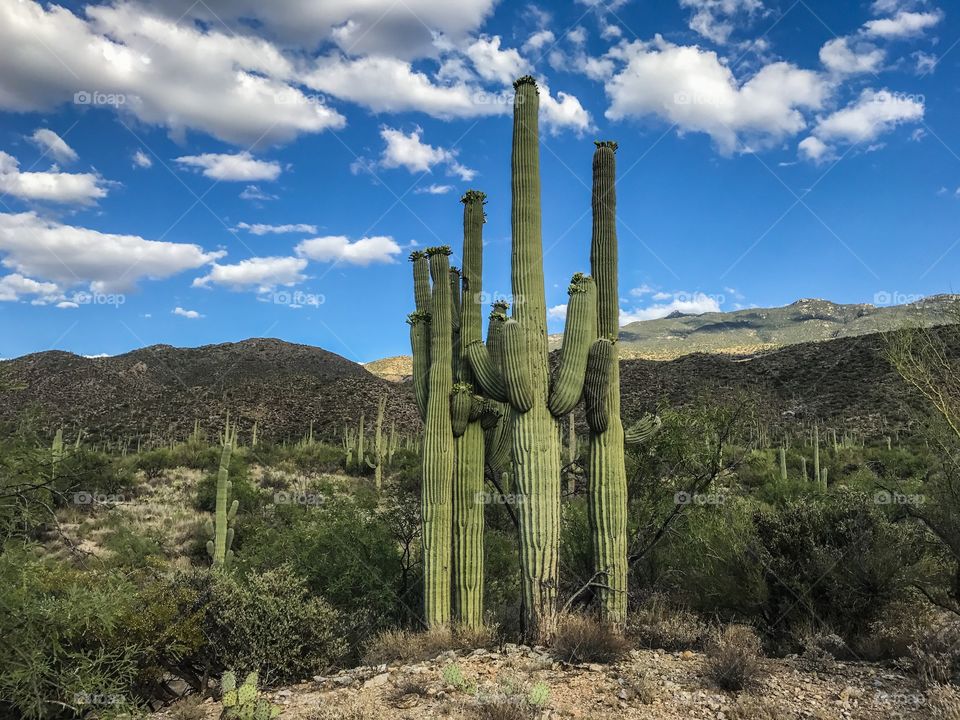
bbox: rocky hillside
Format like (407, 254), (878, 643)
(0, 338), (417, 443)
(2, 326), (954, 442)
(153, 644), (940, 719)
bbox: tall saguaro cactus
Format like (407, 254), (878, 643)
(207, 425), (238, 569)
(467, 77), (595, 642)
(585, 141), (630, 625)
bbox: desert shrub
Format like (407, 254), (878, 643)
(0, 549), (142, 719)
(550, 614), (629, 664)
(929, 684), (960, 720)
(705, 625), (765, 691)
(168, 695), (205, 720)
(908, 621), (960, 687)
(727, 694), (782, 720)
(285, 442), (345, 475)
(737, 450), (778, 487)
(752, 489), (924, 643)
(194, 463), (261, 515)
(363, 627), (454, 665)
(101, 524), (168, 567)
(204, 564), (347, 685)
(629, 594), (708, 650)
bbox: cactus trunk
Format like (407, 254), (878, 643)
(586, 141), (629, 626)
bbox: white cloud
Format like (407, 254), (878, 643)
(620, 292), (722, 323)
(540, 85), (594, 135)
(680, 0), (765, 44)
(0, 0), (345, 147)
(798, 136), (833, 164)
(173, 306), (202, 319)
(377, 126), (477, 180)
(864, 10), (943, 38)
(465, 36), (528, 85)
(193, 256), (308, 290)
(175, 152), (281, 182)
(415, 184), (455, 194)
(547, 304), (567, 320)
(132, 149), (152, 168)
(813, 89), (924, 144)
(234, 222), (318, 235)
(240, 185), (277, 201)
(0, 211), (223, 292)
(819, 37), (885, 75)
(296, 235), (402, 266)
(605, 37), (829, 154)
(0, 273), (60, 303)
(629, 284), (655, 297)
(524, 30), (555, 53)
(29, 129), (77, 163)
(0, 151), (109, 204)
(913, 51), (938, 74)
(651, 291), (673, 301)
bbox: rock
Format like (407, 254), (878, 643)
(362, 673), (389, 689)
(681, 651), (695, 661)
(587, 664), (604, 672)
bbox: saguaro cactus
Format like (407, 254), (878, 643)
(467, 77), (595, 642)
(365, 395), (387, 490)
(585, 140), (630, 626)
(207, 425), (238, 569)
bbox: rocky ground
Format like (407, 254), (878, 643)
(158, 644), (945, 720)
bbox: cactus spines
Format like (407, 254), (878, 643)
(421, 244), (456, 627)
(586, 139), (629, 626)
(547, 273), (598, 417)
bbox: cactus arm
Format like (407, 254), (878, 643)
(450, 383), (473, 438)
(547, 273), (597, 417)
(501, 319), (535, 412)
(624, 413), (661, 446)
(408, 311), (431, 420)
(465, 341), (508, 401)
(583, 338), (613, 434)
(422, 245), (455, 627)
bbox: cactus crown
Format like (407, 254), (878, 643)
(425, 245), (453, 257)
(568, 272), (592, 294)
(450, 266), (461, 276)
(407, 310), (431, 325)
(513, 75), (539, 92)
(461, 190), (487, 205)
(452, 381), (474, 394)
(594, 140), (619, 152)
(409, 250), (426, 262)
(492, 300), (510, 313)
(489, 309), (509, 322)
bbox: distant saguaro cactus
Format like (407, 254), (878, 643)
(207, 424), (238, 569)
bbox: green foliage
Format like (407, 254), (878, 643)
(204, 565), (348, 685)
(220, 670), (280, 720)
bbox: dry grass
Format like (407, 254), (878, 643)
(472, 698), (536, 720)
(550, 613), (630, 664)
(363, 625), (497, 666)
(705, 625), (765, 692)
(727, 694), (782, 720)
(908, 622), (960, 687)
(629, 594), (707, 651)
(168, 695), (205, 720)
(929, 684), (960, 720)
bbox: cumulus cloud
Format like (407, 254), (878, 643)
(240, 185), (277, 201)
(376, 126), (477, 181)
(173, 306), (202, 319)
(813, 89), (924, 143)
(680, 0), (765, 44)
(819, 37), (885, 75)
(547, 304), (568, 321)
(234, 222), (318, 235)
(524, 30), (556, 53)
(415, 184), (454, 194)
(296, 235), (402, 266)
(0, 0), (345, 146)
(620, 292), (723, 323)
(864, 10), (943, 38)
(798, 136), (833, 164)
(0, 211), (223, 292)
(193, 256), (308, 290)
(0, 273), (60, 303)
(605, 37), (829, 154)
(29, 129), (77, 163)
(0, 151), (109, 204)
(175, 152), (281, 182)
(132, 150), (152, 168)
(465, 36), (528, 84)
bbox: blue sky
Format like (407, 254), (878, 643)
(0, 0), (957, 363)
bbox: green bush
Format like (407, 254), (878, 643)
(204, 565), (347, 685)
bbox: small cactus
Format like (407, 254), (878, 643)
(220, 671), (280, 720)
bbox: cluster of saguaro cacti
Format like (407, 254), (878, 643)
(207, 423), (238, 569)
(220, 671), (280, 720)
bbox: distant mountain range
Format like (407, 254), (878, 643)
(366, 296), (958, 379)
